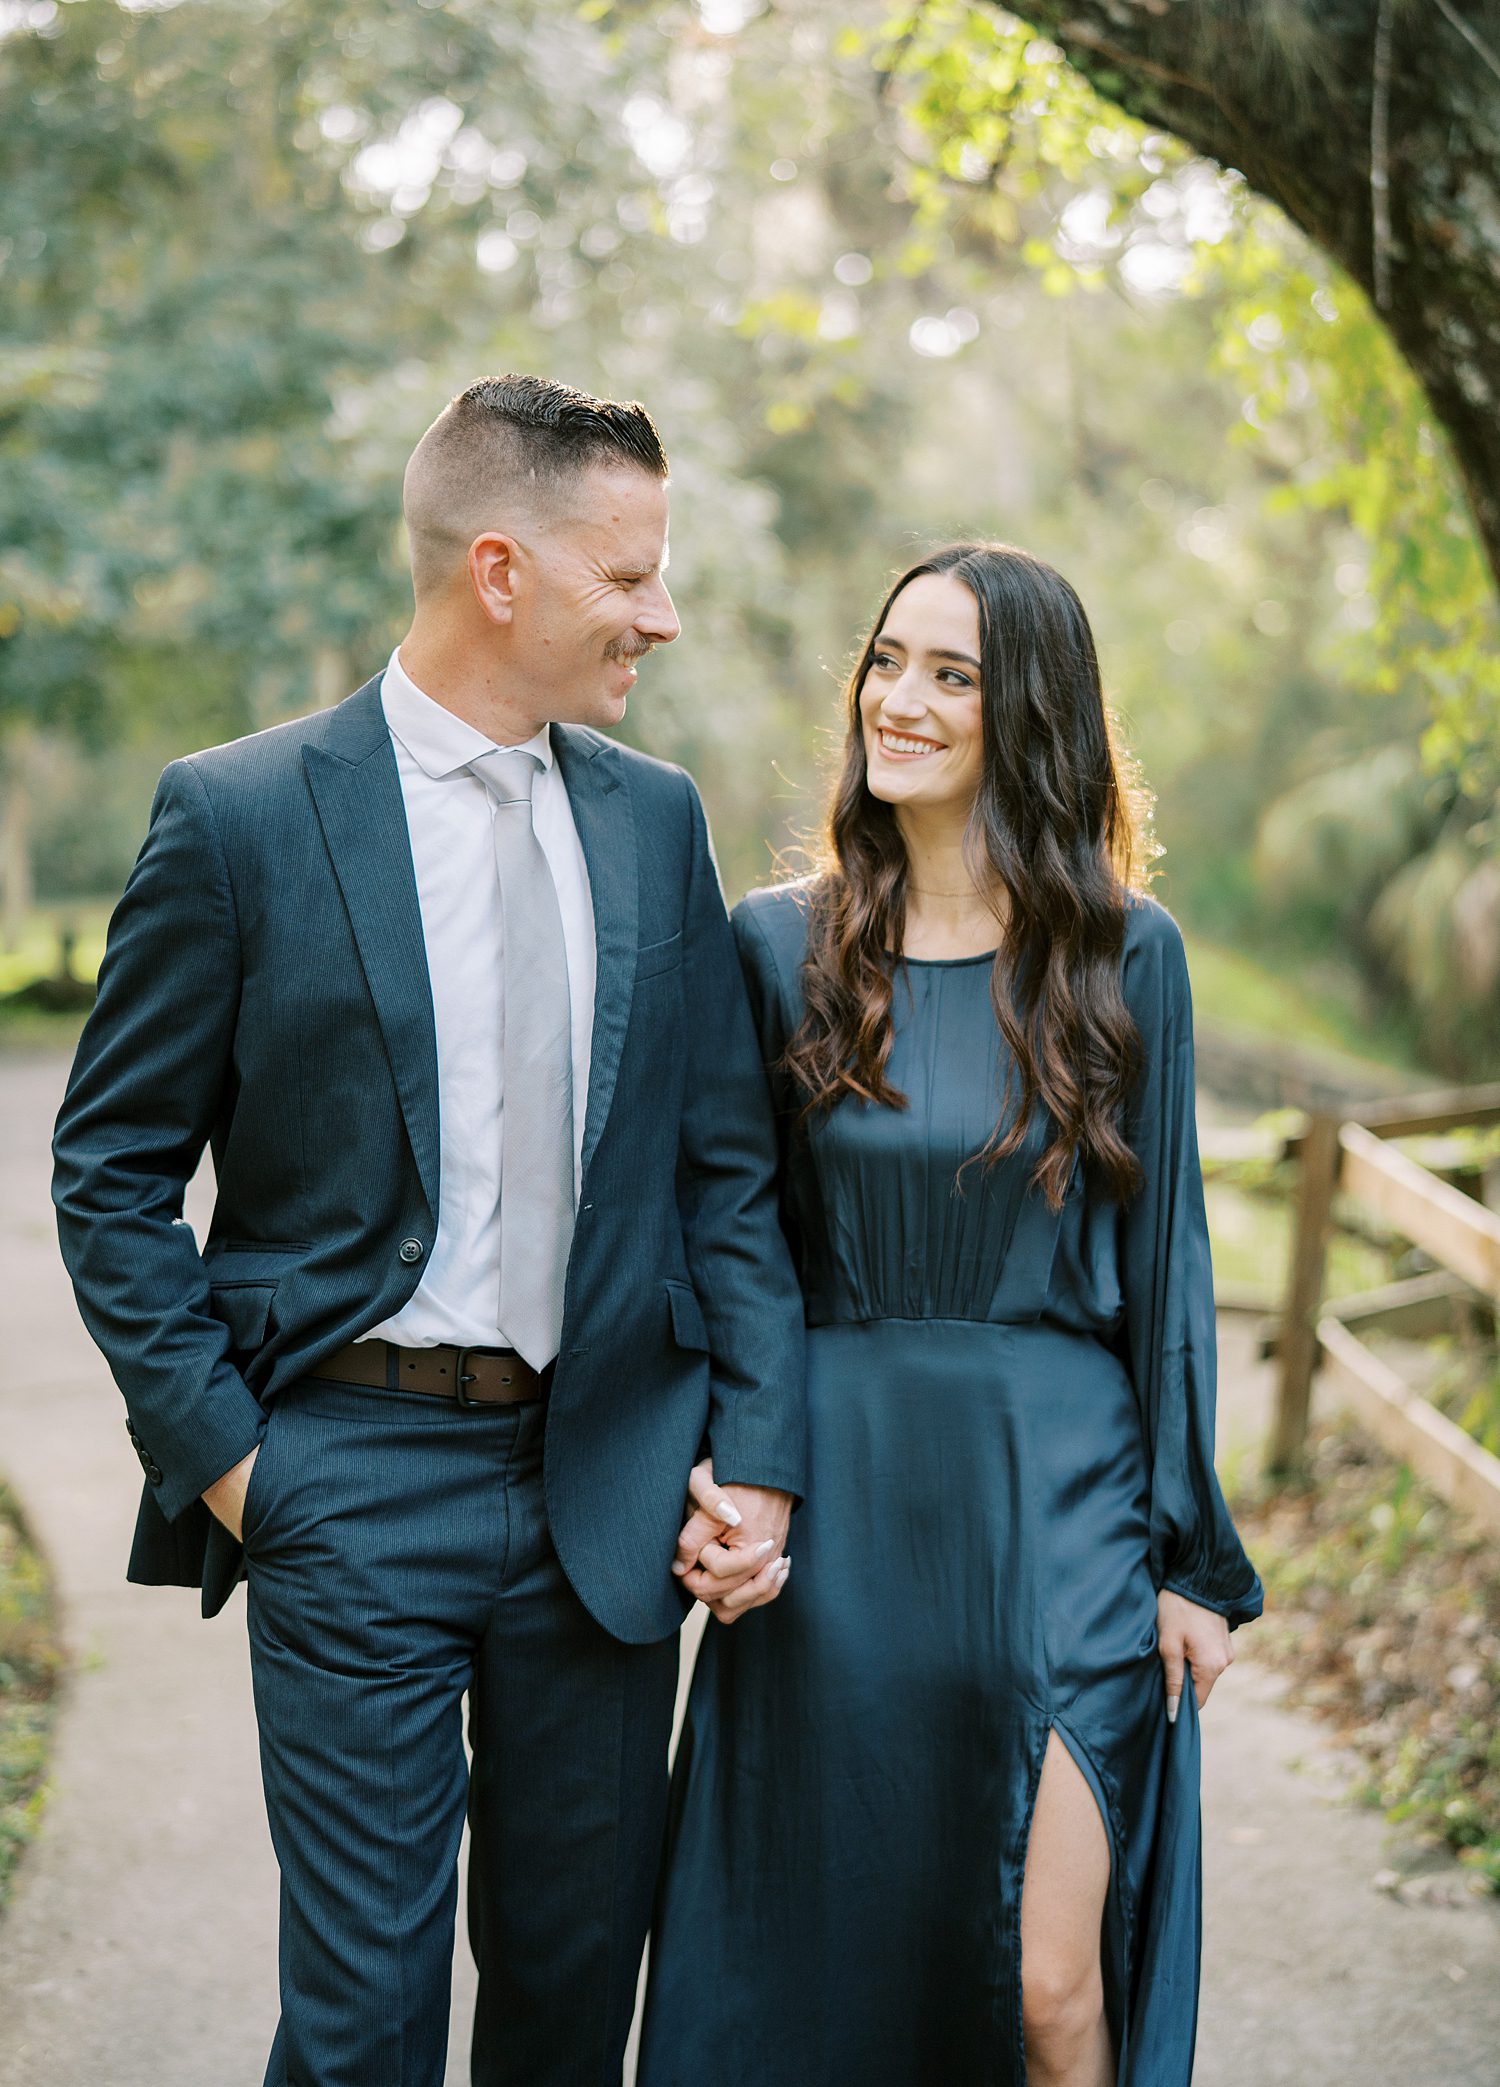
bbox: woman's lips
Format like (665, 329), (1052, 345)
(877, 728), (946, 758)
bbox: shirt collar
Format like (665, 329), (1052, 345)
(380, 647), (554, 780)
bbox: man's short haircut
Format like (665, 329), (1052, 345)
(402, 373), (669, 597)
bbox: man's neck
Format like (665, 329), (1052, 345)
(396, 628), (546, 747)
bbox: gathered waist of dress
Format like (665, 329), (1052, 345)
(804, 1307), (1118, 1340)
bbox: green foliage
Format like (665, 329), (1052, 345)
(1206, 224), (1500, 804)
(869, 3), (1500, 797)
(0, 1481), (63, 1911)
(1234, 1420), (1500, 1893)
(861, 2), (1500, 1073)
(1424, 1343), (1500, 1463)
(1, 0), (1493, 1064)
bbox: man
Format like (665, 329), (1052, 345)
(51, 374), (807, 2086)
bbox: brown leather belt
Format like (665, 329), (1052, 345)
(312, 1340), (551, 1406)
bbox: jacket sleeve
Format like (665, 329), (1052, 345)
(51, 758), (265, 1522)
(674, 781), (807, 1498)
(729, 894), (808, 1278)
(1116, 902), (1263, 1630)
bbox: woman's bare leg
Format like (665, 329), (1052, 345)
(1019, 1731), (1114, 2087)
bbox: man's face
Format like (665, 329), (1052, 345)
(512, 462), (681, 729)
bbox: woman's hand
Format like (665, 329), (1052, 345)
(1156, 1587), (1233, 1722)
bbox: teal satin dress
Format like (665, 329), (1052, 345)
(638, 884), (1263, 2087)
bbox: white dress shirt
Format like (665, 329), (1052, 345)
(361, 647), (596, 1351)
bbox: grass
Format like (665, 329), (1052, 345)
(1183, 930), (1425, 1084)
(0, 906), (102, 1053)
(1423, 1345), (1500, 1461)
(0, 904), (110, 997)
(1231, 1419), (1500, 1893)
(0, 1481), (64, 1913)
(1204, 1168), (1398, 1305)
(0, 1004), (88, 1054)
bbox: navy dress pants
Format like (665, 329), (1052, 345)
(241, 1375), (680, 2087)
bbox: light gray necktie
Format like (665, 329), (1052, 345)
(470, 747), (575, 1369)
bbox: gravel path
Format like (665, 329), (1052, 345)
(2, 1049), (1496, 2086)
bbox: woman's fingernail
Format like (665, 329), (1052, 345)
(717, 1500), (742, 1527)
(1166, 1695), (1180, 1725)
(754, 1537), (776, 1556)
(779, 1557), (791, 1577)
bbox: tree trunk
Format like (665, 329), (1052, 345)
(1007, 0), (1500, 587)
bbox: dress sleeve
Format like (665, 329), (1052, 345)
(1117, 901), (1263, 1630)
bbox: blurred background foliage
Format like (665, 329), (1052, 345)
(1, 0), (1496, 1076)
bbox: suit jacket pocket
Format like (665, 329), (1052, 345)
(636, 930), (683, 980)
(209, 1280), (276, 1353)
(664, 1277), (710, 1353)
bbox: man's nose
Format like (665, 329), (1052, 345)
(639, 578), (681, 645)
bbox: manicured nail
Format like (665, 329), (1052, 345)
(1166, 1695), (1180, 1725)
(779, 1557), (791, 1577)
(717, 1499), (742, 1527)
(754, 1538), (776, 1556)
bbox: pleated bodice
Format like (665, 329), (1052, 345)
(791, 952), (1075, 1327)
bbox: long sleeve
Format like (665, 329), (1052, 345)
(674, 785), (807, 1498)
(52, 758), (265, 1522)
(1116, 899), (1263, 1630)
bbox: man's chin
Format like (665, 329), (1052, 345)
(537, 691), (626, 734)
(586, 687), (630, 729)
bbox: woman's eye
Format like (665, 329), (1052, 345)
(940, 669), (974, 688)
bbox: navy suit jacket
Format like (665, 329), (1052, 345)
(52, 676), (807, 1640)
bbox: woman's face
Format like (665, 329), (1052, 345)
(859, 572), (985, 819)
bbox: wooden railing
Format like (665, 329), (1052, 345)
(1255, 1083), (1500, 1532)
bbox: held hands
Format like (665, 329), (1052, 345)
(1157, 1587), (1233, 1723)
(673, 1459), (792, 1626)
(201, 1445), (260, 1543)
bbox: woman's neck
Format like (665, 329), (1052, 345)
(895, 805), (1007, 960)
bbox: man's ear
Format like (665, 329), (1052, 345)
(468, 532), (521, 626)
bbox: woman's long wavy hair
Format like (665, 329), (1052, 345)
(785, 541), (1154, 1210)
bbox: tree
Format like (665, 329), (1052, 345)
(1004, 0), (1500, 589)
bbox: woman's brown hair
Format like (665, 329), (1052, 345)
(785, 541), (1154, 1209)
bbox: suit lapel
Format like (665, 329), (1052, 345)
(303, 680), (441, 1219)
(553, 726), (638, 1184)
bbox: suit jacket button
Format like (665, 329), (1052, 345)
(399, 1238), (424, 1265)
(145, 1462), (163, 1486)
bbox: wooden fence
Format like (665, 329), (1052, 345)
(1222, 1082), (1500, 1532)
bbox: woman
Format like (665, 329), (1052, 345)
(638, 542), (1263, 2087)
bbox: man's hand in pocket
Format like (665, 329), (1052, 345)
(202, 1446), (260, 1542)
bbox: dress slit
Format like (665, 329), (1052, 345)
(1012, 1715), (1132, 2087)
(1054, 1713), (1134, 2083)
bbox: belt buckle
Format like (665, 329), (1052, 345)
(454, 1347), (484, 1408)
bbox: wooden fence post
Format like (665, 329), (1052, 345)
(1268, 1111), (1342, 1474)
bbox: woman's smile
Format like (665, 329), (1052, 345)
(876, 727), (947, 759)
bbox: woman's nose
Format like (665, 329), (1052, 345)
(881, 676), (929, 720)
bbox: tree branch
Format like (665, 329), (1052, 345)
(1003, 1), (1500, 586)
